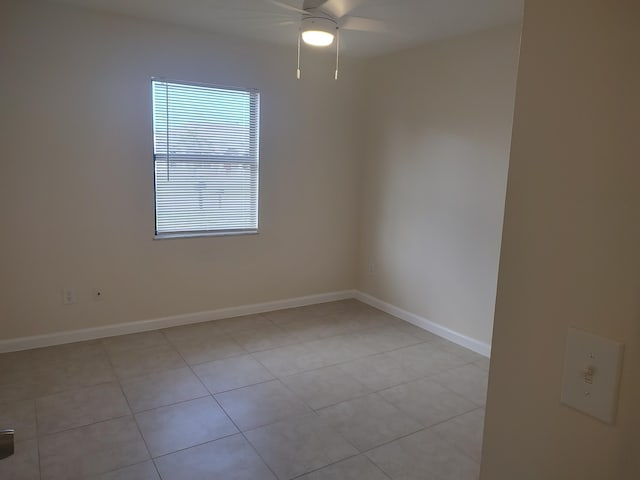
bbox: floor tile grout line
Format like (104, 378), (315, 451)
(29, 370), (480, 445)
(246, 335), (431, 380)
(119, 363), (194, 383)
(146, 430), (237, 462)
(355, 406), (486, 464)
(1, 313), (472, 392)
(288, 453), (394, 480)
(33, 397), (42, 479)
(240, 410), (364, 480)
(106, 345), (162, 480)
(425, 406), (486, 465)
(127, 391), (214, 415)
(213, 377), (320, 432)
(34, 341), (116, 480)
(193, 317), (376, 479)
(19, 330), (485, 442)
(157, 328), (282, 480)
(288, 451), (362, 479)
(37, 353), (159, 478)
(3, 302), (487, 479)
(35, 412), (133, 439)
(245, 334), (487, 405)
(206, 385), (282, 480)
(124, 404), (485, 479)
(222, 368), (382, 479)
(203, 376), (276, 397)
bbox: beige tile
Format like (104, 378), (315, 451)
(192, 355), (274, 394)
(215, 379), (311, 431)
(341, 327), (423, 355)
(162, 321), (223, 343)
(36, 382), (130, 435)
(306, 299), (364, 316)
(305, 335), (371, 364)
(0, 438), (39, 480)
(263, 305), (325, 325)
(366, 429), (480, 480)
(230, 325), (304, 352)
(0, 350), (35, 376)
(245, 415), (358, 479)
(101, 332), (168, 355)
(393, 322), (442, 342)
(0, 375), (41, 405)
(209, 314), (274, 334)
(0, 363), (39, 406)
(386, 342), (468, 376)
(280, 365), (371, 410)
(329, 307), (400, 331)
(36, 358), (117, 397)
(154, 434), (277, 480)
(337, 353), (422, 391)
(431, 408), (485, 463)
(166, 332), (246, 366)
(281, 316), (357, 342)
(432, 339), (486, 363)
(39, 416), (149, 480)
(135, 396), (238, 457)
(298, 455), (389, 480)
(431, 364), (488, 406)
(93, 461), (159, 480)
(0, 354), (46, 404)
(0, 400), (36, 441)
(120, 367), (209, 412)
(107, 343), (186, 379)
(252, 343), (329, 377)
(276, 299), (378, 324)
(31, 341), (106, 366)
(318, 393), (423, 451)
(379, 378), (477, 427)
(474, 357), (491, 371)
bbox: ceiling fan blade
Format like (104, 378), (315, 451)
(340, 15), (388, 33)
(321, 0), (365, 19)
(303, 0), (330, 10)
(265, 0), (307, 15)
(271, 20), (298, 27)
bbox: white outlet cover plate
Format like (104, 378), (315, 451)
(561, 328), (624, 424)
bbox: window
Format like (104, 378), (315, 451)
(152, 79), (260, 237)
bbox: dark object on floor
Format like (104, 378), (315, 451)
(0, 429), (15, 460)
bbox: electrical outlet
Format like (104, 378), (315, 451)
(92, 288), (104, 301)
(368, 262), (376, 275)
(63, 288), (76, 305)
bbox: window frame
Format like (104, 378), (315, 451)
(151, 77), (261, 240)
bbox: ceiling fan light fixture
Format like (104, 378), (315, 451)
(302, 30), (334, 46)
(300, 17), (337, 47)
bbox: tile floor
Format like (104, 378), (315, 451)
(0, 300), (489, 480)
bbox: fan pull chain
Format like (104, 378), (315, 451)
(297, 30), (302, 79)
(335, 28), (340, 80)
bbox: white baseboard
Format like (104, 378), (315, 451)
(0, 289), (491, 357)
(354, 291), (491, 357)
(0, 290), (356, 353)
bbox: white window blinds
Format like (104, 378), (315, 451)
(152, 79), (260, 237)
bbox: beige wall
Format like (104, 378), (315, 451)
(358, 25), (521, 346)
(0, 0), (363, 340)
(482, 1), (640, 478)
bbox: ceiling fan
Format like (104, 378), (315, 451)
(264, 0), (387, 79)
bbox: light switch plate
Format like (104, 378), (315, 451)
(560, 328), (624, 424)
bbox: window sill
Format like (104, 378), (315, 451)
(154, 230), (259, 240)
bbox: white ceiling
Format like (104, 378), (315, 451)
(50, 0), (523, 57)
